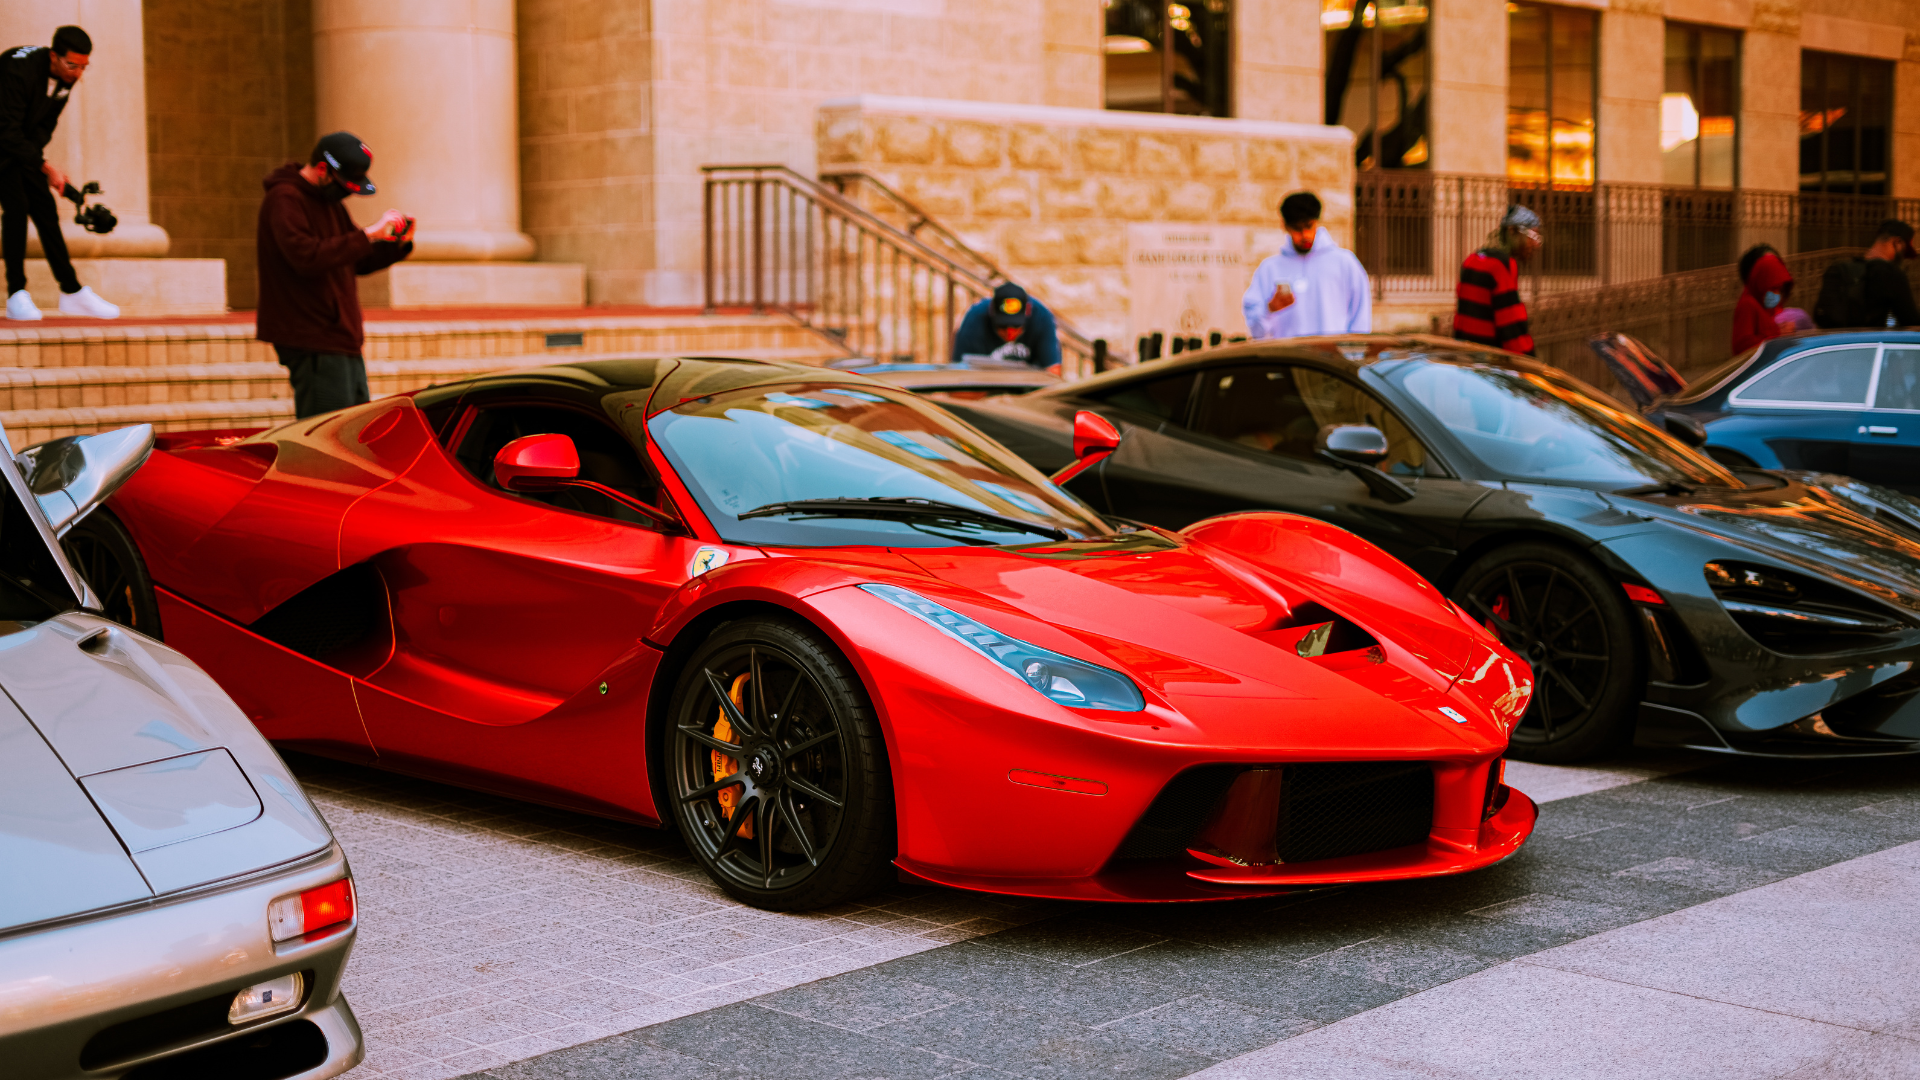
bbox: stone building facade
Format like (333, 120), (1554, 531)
(817, 97), (1352, 347)
(0, 0), (1910, 338)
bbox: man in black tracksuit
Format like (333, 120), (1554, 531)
(0, 26), (115, 320)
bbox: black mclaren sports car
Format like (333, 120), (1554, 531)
(945, 335), (1920, 762)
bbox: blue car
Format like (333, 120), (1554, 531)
(1651, 330), (1920, 493)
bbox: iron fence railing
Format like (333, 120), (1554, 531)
(703, 165), (1098, 371)
(1531, 249), (1920, 395)
(1355, 172), (1920, 303)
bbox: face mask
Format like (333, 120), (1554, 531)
(318, 179), (352, 203)
(1762, 291), (1781, 310)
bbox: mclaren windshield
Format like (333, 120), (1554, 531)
(650, 382), (1111, 547)
(1387, 359), (1742, 489)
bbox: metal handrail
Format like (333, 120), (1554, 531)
(820, 170), (1005, 284)
(702, 164), (1098, 370)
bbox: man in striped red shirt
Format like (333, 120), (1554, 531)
(1454, 205), (1542, 355)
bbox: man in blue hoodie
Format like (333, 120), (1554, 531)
(1240, 192), (1371, 339)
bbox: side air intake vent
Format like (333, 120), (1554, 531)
(248, 563), (385, 665)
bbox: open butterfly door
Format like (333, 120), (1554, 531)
(1588, 333), (1685, 410)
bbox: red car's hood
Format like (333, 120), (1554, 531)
(884, 521), (1520, 754)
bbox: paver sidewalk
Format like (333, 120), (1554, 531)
(1190, 840), (1920, 1079)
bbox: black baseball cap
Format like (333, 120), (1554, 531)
(1877, 219), (1916, 259)
(312, 132), (376, 195)
(989, 283), (1031, 329)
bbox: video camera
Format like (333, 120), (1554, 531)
(60, 181), (116, 234)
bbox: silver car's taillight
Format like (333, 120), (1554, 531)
(267, 878), (355, 943)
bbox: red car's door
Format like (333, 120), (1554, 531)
(339, 389), (715, 819)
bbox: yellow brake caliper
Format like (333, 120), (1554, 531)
(712, 672), (753, 839)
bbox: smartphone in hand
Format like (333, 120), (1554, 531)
(1269, 281), (1295, 313)
(395, 215), (417, 243)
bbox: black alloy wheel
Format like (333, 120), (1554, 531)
(666, 617), (895, 910)
(1452, 543), (1641, 763)
(60, 508), (163, 637)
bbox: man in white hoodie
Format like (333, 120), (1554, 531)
(1241, 192), (1371, 339)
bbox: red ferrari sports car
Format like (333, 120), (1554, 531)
(88, 357), (1536, 910)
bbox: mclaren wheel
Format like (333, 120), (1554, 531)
(61, 507), (162, 638)
(1453, 543), (1641, 763)
(665, 617), (895, 911)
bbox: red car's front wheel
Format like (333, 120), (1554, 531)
(666, 617), (896, 911)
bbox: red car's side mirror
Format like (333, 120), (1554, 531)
(494, 433), (579, 491)
(1050, 411), (1122, 485)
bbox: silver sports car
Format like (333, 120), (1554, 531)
(0, 424), (363, 1079)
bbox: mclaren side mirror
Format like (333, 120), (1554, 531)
(1316, 423), (1389, 466)
(1657, 411), (1709, 448)
(20, 423), (154, 536)
(494, 433), (580, 491)
(1314, 423), (1414, 503)
(1051, 411), (1122, 485)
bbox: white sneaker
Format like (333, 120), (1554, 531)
(58, 286), (119, 319)
(6, 289), (41, 321)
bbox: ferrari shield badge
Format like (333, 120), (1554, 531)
(689, 546), (730, 577)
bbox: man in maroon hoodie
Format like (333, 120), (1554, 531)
(257, 132), (413, 418)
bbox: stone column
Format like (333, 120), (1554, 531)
(1740, 0), (1803, 195)
(1236, 0), (1322, 125)
(1426, 0), (1507, 176)
(1041, 0), (1101, 110)
(1898, 29), (1920, 199)
(0, 0), (168, 257)
(312, 0), (535, 262)
(1597, 0), (1663, 186)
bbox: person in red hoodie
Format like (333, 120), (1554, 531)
(256, 132), (414, 418)
(1732, 247), (1793, 355)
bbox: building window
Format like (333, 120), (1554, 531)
(1507, 2), (1596, 187)
(1800, 51), (1893, 195)
(1323, 0), (1431, 169)
(1103, 0), (1232, 116)
(1662, 24), (1739, 189)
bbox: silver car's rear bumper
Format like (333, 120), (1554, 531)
(0, 844), (362, 1079)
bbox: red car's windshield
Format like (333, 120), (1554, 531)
(650, 382), (1111, 547)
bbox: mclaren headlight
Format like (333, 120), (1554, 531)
(1703, 561), (1907, 653)
(860, 583), (1146, 711)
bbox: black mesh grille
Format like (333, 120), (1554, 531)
(1113, 765), (1239, 859)
(1278, 762), (1433, 863)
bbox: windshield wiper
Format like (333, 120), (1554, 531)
(737, 496), (1072, 541)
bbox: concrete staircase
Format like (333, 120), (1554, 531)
(0, 314), (847, 444)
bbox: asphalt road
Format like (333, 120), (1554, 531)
(289, 751), (1920, 1080)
